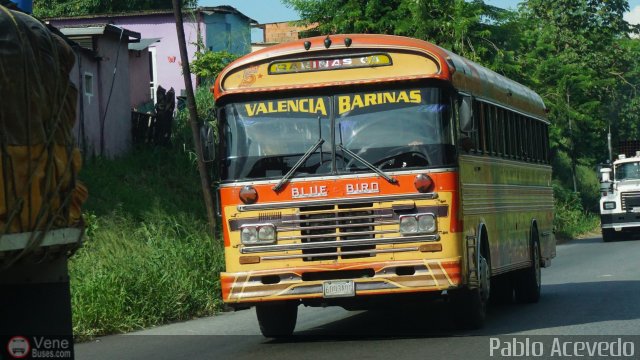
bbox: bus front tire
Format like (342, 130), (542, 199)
(255, 302), (298, 338)
(450, 252), (490, 330)
(515, 233), (541, 304)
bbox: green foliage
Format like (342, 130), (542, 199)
(284, 0), (519, 73)
(174, 85), (217, 150)
(190, 47), (239, 84)
(552, 182), (600, 240)
(33, 0), (197, 18)
(72, 147), (223, 338)
(518, 0), (639, 166)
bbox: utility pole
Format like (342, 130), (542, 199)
(172, 0), (217, 233)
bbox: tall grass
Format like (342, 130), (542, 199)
(71, 147), (224, 338)
(553, 182), (600, 240)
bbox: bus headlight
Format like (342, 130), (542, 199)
(417, 214), (437, 233)
(399, 215), (418, 234)
(603, 201), (616, 210)
(241, 224), (276, 245)
(400, 214), (437, 235)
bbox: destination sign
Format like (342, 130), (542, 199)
(244, 98), (328, 117)
(268, 53), (392, 74)
(337, 90), (422, 115)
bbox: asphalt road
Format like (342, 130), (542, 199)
(76, 235), (640, 360)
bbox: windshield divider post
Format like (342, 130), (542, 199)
(318, 115), (323, 165)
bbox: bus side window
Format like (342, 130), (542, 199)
(536, 121), (543, 163)
(517, 114), (524, 160)
(530, 119), (536, 162)
(478, 103), (489, 154)
(472, 99), (481, 153)
(543, 123), (550, 163)
(484, 103), (493, 155)
(507, 111), (515, 158)
(529, 117), (535, 162)
(492, 105), (498, 157)
(497, 107), (504, 157)
(524, 117), (531, 161)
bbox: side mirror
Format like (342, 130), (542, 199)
(599, 167), (612, 194)
(600, 167), (612, 183)
(459, 95), (476, 132)
(200, 121), (216, 163)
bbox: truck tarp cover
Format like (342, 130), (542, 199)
(0, 6), (87, 238)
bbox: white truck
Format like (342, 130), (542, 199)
(599, 151), (640, 242)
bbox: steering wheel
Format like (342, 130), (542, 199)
(312, 152), (346, 173)
(345, 147), (431, 171)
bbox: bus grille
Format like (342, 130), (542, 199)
(621, 191), (640, 212)
(295, 203), (379, 261)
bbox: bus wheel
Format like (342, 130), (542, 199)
(451, 252), (490, 329)
(256, 301), (298, 338)
(490, 274), (514, 305)
(515, 231), (541, 304)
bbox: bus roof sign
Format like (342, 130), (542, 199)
(268, 53), (392, 75)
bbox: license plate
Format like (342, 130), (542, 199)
(322, 280), (355, 298)
(633, 207), (640, 213)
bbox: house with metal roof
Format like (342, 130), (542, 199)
(52, 23), (141, 158)
(48, 6), (257, 103)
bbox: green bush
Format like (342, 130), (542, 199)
(575, 164), (600, 212)
(72, 147), (223, 339)
(553, 181), (600, 240)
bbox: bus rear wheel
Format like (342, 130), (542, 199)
(515, 231), (541, 304)
(256, 301), (298, 338)
(490, 274), (514, 305)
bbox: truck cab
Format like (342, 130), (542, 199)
(599, 151), (640, 241)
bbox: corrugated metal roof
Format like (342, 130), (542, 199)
(57, 24), (140, 43)
(129, 37), (160, 51)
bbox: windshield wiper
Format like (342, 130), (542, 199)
(338, 144), (398, 185)
(273, 138), (325, 192)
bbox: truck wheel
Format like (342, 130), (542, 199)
(450, 251), (490, 329)
(255, 302), (298, 338)
(515, 230), (541, 304)
(602, 229), (616, 242)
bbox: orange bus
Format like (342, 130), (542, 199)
(211, 34), (555, 337)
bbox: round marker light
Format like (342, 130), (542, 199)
(414, 174), (434, 193)
(239, 185), (258, 204)
(324, 36), (332, 48)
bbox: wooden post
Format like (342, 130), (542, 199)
(171, 0), (217, 233)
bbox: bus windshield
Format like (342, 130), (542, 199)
(220, 87), (455, 182)
(336, 88), (455, 174)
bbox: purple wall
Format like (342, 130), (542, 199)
(67, 33), (132, 158)
(69, 50), (100, 157)
(50, 14), (199, 100)
(129, 48), (152, 109)
(96, 35), (131, 157)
